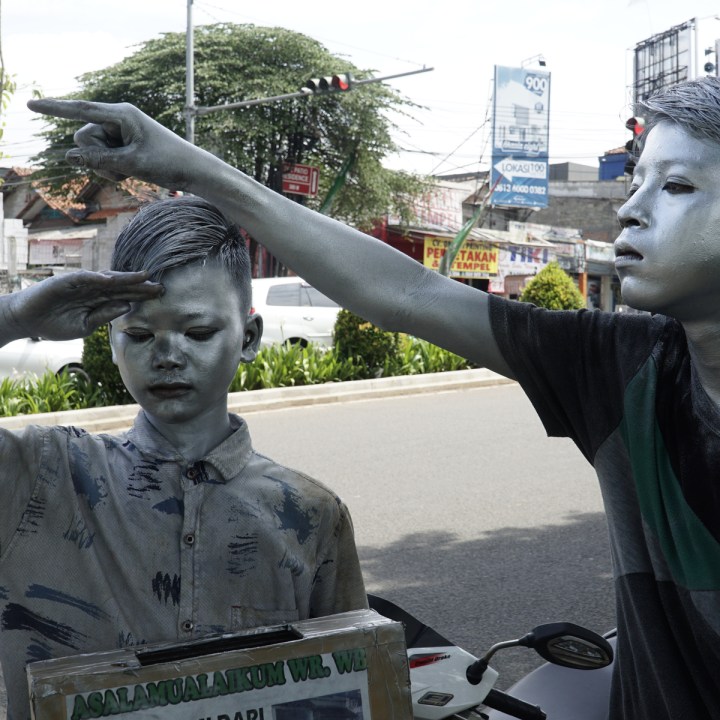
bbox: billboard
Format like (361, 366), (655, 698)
(491, 65), (551, 209)
(632, 17), (720, 108)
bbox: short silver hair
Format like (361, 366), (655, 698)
(111, 196), (252, 312)
(640, 76), (720, 147)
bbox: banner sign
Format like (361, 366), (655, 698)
(281, 163), (319, 197)
(29, 610), (413, 720)
(491, 65), (551, 209)
(423, 237), (498, 278)
(66, 650), (370, 720)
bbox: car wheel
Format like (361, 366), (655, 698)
(284, 338), (308, 348)
(59, 365), (91, 383)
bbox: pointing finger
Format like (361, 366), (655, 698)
(27, 98), (130, 126)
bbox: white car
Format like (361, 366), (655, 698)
(0, 337), (86, 380)
(250, 277), (341, 348)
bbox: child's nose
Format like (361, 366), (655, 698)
(152, 337), (186, 369)
(617, 191), (649, 230)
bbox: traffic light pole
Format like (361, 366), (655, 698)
(190, 67), (434, 118)
(184, 0), (432, 138)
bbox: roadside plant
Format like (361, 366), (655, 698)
(519, 261), (585, 310)
(82, 325), (134, 406)
(333, 309), (399, 378)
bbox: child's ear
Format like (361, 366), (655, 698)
(240, 313), (263, 363)
(107, 323), (118, 365)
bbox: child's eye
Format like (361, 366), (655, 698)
(186, 328), (217, 341)
(663, 181), (694, 194)
(124, 330), (152, 342)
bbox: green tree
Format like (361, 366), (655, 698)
(30, 23), (427, 232)
(519, 261), (586, 310)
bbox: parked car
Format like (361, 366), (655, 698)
(0, 337), (86, 380)
(250, 277), (341, 348)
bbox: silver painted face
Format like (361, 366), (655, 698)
(110, 261), (256, 443)
(615, 120), (720, 322)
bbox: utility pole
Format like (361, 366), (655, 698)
(185, 0), (195, 143)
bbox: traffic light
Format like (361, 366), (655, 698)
(302, 73), (353, 95)
(624, 116), (646, 174)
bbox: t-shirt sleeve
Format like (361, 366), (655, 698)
(0, 424), (48, 557)
(488, 295), (668, 462)
(309, 500), (368, 617)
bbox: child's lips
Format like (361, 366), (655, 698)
(614, 240), (643, 266)
(148, 382), (192, 398)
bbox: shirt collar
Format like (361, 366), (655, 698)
(126, 411), (254, 481)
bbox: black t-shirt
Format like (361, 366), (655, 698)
(490, 295), (720, 719)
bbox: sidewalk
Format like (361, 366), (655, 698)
(0, 367), (513, 433)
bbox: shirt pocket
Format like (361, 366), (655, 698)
(230, 605), (300, 630)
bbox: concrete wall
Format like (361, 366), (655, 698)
(531, 179), (630, 243)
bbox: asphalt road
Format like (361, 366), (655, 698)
(244, 382), (616, 691)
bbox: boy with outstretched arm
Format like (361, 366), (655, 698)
(0, 194), (366, 720)
(29, 76), (720, 718)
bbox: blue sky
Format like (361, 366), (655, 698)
(3, 0), (720, 175)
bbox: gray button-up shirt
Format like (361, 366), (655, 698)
(0, 412), (367, 720)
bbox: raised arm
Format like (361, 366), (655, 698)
(27, 99), (512, 376)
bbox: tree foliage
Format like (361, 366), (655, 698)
(519, 261), (586, 310)
(31, 23), (428, 230)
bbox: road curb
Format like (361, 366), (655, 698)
(0, 368), (514, 433)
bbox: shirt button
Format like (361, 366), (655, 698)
(182, 620), (193, 632)
(184, 533), (195, 546)
(186, 467), (198, 480)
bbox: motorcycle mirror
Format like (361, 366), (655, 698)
(518, 622), (613, 669)
(467, 622), (613, 685)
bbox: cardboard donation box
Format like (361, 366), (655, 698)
(27, 609), (412, 720)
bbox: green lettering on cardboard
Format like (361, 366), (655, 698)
(229, 668), (253, 692)
(353, 648), (367, 671)
(165, 678), (183, 705)
(309, 655), (331, 679)
(115, 688), (133, 713)
(146, 681), (168, 707)
(333, 650), (354, 674)
(87, 692), (104, 719)
(183, 676), (201, 702)
(263, 661), (286, 688)
(333, 648), (367, 673)
(70, 694), (90, 720)
(212, 670), (229, 697)
(131, 685), (150, 712)
(287, 656), (311, 682)
(102, 689), (120, 716)
(196, 674), (214, 699)
(249, 665), (265, 690)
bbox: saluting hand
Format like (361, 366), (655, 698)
(0, 270), (163, 344)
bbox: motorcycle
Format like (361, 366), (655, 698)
(368, 595), (615, 720)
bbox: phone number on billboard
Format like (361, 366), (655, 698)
(496, 184), (546, 195)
